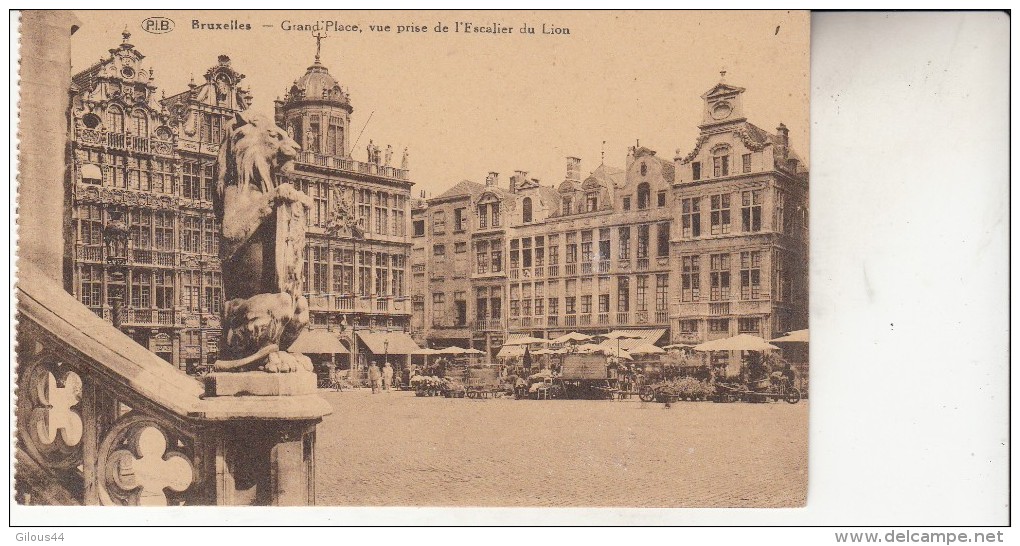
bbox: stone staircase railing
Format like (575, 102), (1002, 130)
(14, 261), (331, 506)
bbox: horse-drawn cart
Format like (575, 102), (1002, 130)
(711, 375), (801, 404)
(464, 366), (501, 399)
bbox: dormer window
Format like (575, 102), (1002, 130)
(585, 192), (598, 212)
(640, 163), (647, 176)
(692, 162), (702, 181)
(562, 196), (572, 215)
(637, 183), (651, 210)
(713, 155), (729, 177)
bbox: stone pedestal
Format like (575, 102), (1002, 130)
(200, 371), (329, 506)
(204, 371), (316, 397)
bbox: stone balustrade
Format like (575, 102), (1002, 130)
(15, 262), (331, 506)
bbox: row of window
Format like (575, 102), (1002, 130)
(302, 246), (407, 297)
(288, 114), (345, 158)
(681, 251), (763, 302)
(681, 189), (764, 238)
(79, 266), (221, 313)
(560, 182), (669, 217)
(77, 205), (217, 255)
(691, 153), (753, 181)
(414, 189), (784, 243)
(79, 153), (176, 194)
(678, 317), (762, 334)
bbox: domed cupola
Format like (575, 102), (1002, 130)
(275, 35), (353, 158)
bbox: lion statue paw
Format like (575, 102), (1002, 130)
(263, 350), (314, 373)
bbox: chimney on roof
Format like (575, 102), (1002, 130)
(775, 123), (790, 163)
(776, 123), (789, 147)
(566, 157), (581, 182)
(510, 170), (527, 193)
(486, 171), (499, 187)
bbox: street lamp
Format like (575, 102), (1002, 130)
(103, 212), (129, 330)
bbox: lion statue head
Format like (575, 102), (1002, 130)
(213, 111), (301, 221)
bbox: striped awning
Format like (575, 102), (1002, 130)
(597, 329), (667, 351)
(357, 331), (421, 355)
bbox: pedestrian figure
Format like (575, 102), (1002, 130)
(369, 363), (382, 394)
(382, 362), (394, 391)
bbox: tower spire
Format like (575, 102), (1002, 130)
(313, 32), (327, 63)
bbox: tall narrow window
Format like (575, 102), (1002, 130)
(618, 227), (631, 259)
(522, 197), (533, 223)
(692, 161), (702, 180)
(637, 183), (651, 209)
(478, 204), (488, 228)
(455, 207), (467, 231)
(682, 198), (701, 238)
(682, 256), (700, 302)
(562, 197), (572, 215)
(713, 154), (729, 177)
(585, 192), (598, 212)
(710, 194), (731, 235)
(742, 153), (752, 173)
(740, 251), (762, 299)
(491, 203), (501, 227)
(476, 241), (488, 274)
(656, 222), (670, 257)
(617, 278), (630, 312)
(710, 253), (731, 301)
(80, 265), (103, 308)
(636, 276), (648, 312)
(132, 111), (147, 136)
(106, 105), (124, 133)
(655, 274), (668, 312)
(741, 190), (763, 232)
(636, 225), (649, 259)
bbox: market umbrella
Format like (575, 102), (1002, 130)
(575, 343), (603, 353)
(694, 334), (779, 352)
(462, 348), (486, 355)
(412, 347), (440, 355)
(438, 346), (469, 354)
(663, 343), (696, 350)
(503, 336), (548, 346)
(629, 343), (665, 355)
(288, 329), (349, 354)
(551, 332), (592, 344)
(769, 329), (810, 343)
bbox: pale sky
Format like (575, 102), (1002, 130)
(71, 10), (809, 197)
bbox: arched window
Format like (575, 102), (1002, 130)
(132, 110), (148, 136)
(106, 105), (124, 133)
(637, 182), (651, 209)
(522, 197), (533, 223)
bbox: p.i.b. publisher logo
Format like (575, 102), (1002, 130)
(142, 17), (175, 34)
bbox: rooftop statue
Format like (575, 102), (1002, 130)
(212, 111), (314, 373)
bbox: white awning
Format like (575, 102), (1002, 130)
(596, 329), (667, 351)
(357, 331), (421, 355)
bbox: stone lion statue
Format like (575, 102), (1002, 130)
(212, 111), (313, 373)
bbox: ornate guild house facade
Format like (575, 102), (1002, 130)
(68, 33), (415, 373)
(411, 77), (808, 365)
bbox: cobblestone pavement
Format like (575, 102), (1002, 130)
(315, 389), (807, 507)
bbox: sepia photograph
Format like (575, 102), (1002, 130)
(14, 9), (812, 510)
